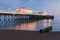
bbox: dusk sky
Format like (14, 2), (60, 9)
(0, 0), (60, 15)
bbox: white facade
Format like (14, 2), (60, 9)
(35, 12), (48, 15)
(0, 9), (48, 15)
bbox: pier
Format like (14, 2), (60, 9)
(0, 10), (54, 32)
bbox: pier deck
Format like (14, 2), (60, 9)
(0, 13), (54, 19)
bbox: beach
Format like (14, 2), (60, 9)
(0, 30), (60, 40)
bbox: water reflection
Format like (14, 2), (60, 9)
(0, 15), (52, 31)
(15, 22), (36, 31)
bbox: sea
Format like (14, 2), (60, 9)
(52, 15), (60, 31)
(0, 15), (59, 31)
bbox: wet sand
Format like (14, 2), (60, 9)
(0, 30), (60, 40)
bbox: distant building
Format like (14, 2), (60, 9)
(39, 12), (48, 15)
(0, 7), (48, 15)
(16, 7), (33, 14)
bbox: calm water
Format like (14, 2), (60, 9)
(52, 15), (60, 31)
(0, 15), (59, 31)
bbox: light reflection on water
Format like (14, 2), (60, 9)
(0, 19), (51, 31)
(15, 22), (36, 31)
(0, 15), (51, 31)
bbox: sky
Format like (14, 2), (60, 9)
(0, 0), (60, 15)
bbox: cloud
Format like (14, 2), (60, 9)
(0, 0), (60, 15)
(39, 0), (60, 15)
(0, 0), (21, 9)
(25, 0), (36, 6)
(0, 0), (37, 10)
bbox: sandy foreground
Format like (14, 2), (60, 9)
(0, 30), (59, 40)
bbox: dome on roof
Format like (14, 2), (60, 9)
(38, 11), (48, 15)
